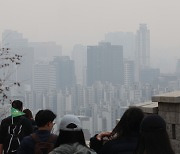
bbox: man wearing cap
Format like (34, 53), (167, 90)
(0, 100), (33, 154)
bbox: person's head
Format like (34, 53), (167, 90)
(55, 115), (86, 147)
(23, 109), (33, 119)
(112, 107), (144, 139)
(12, 100), (23, 111)
(136, 114), (174, 154)
(35, 109), (56, 131)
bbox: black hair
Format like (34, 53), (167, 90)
(12, 100), (23, 111)
(23, 109), (33, 119)
(135, 115), (174, 154)
(55, 129), (86, 148)
(112, 107), (144, 139)
(35, 110), (56, 127)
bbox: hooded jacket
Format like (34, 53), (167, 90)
(49, 142), (96, 154)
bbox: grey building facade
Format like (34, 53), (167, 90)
(87, 42), (123, 86)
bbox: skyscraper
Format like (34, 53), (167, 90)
(135, 24), (150, 81)
(32, 61), (57, 112)
(104, 32), (135, 60)
(136, 24), (150, 69)
(72, 44), (87, 86)
(33, 62), (56, 92)
(52, 56), (76, 90)
(87, 42), (123, 86)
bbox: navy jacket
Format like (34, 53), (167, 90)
(17, 130), (57, 154)
(90, 133), (139, 154)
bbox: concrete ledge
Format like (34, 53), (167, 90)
(152, 91), (180, 103)
(130, 102), (158, 114)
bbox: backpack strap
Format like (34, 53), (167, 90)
(47, 134), (57, 143)
(6, 116), (24, 153)
(31, 133), (41, 143)
(10, 116), (24, 127)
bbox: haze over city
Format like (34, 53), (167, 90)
(0, 0), (180, 72)
(1, 1), (180, 153)
(1, 0), (180, 137)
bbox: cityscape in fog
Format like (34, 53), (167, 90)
(1, 25), (180, 136)
(0, 0), (180, 137)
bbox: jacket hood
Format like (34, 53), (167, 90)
(50, 142), (96, 154)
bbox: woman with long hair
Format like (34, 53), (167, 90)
(135, 114), (174, 154)
(49, 114), (96, 154)
(90, 107), (144, 154)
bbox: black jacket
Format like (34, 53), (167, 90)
(0, 115), (33, 154)
(90, 133), (139, 154)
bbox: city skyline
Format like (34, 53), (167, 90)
(1, 28), (180, 136)
(0, 1), (180, 149)
(0, 0), (180, 73)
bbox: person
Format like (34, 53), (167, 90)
(49, 114), (96, 154)
(0, 100), (33, 154)
(135, 114), (175, 154)
(17, 109), (57, 154)
(90, 107), (144, 154)
(23, 109), (34, 123)
(23, 109), (37, 131)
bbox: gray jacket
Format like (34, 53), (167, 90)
(49, 142), (96, 154)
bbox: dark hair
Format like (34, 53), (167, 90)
(12, 100), (23, 111)
(136, 115), (174, 154)
(112, 107), (144, 139)
(23, 109), (33, 119)
(35, 110), (56, 127)
(55, 130), (86, 148)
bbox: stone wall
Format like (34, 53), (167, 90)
(152, 91), (180, 154)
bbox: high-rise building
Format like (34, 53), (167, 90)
(135, 24), (150, 82)
(52, 56), (76, 90)
(105, 32), (135, 60)
(33, 62), (56, 92)
(71, 84), (85, 115)
(32, 62), (56, 112)
(136, 24), (150, 70)
(72, 45), (87, 86)
(87, 42), (123, 86)
(30, 42), (62, 61)
(124, 60), (135, 86)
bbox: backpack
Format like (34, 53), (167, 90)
(4, 117), (24, 154)
(31, 133), (57, 154)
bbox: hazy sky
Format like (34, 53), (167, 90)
(0, 0), (180, 72)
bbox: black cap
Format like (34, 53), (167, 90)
(140, 114), (166, 133)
